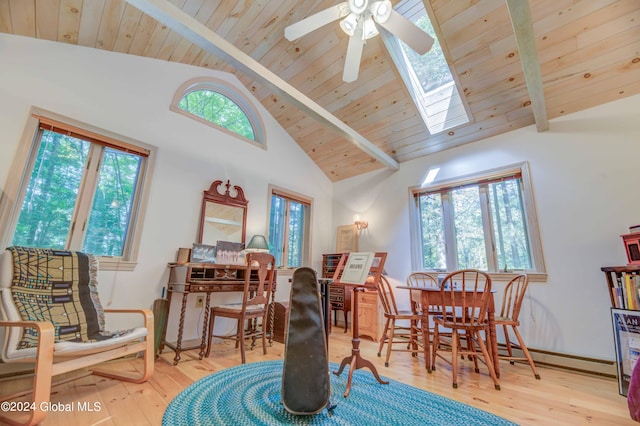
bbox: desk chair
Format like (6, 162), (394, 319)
(205, 252), (275, 364)
(496, 274), (540, 379)
(376, 276), (424, 367)
(431, 269), (500, 390)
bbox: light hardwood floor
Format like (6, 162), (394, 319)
(1, 329), (635, 425)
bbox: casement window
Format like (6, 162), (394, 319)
(268, 186), (312, 269)
(171, 77), (265, 147)
(410, 163), (545, 277)
(0, 109), (154, 270)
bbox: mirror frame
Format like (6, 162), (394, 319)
(198, 179), (248, 245)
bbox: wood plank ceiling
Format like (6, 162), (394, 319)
(1, 0), (639, 182)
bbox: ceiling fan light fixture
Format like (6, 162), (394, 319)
(371, 1), (392, 24)
(348, 0), (369, 14)
(362, 17), (379, 40)
(340, 13), (359, 36)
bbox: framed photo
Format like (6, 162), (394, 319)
(339, 252), (375, 285)
(611, 308), (640, 396)
(191, 243), (216, 263)
(336, 224), (358, 253)
(216, 240), (245, 265)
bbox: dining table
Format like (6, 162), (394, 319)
(395, 285), (501, 377)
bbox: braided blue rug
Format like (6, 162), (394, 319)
(163, 360), (517, 425)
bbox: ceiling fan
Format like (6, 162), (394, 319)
(284, 0), (434, 83)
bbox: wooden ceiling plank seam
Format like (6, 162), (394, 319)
(77, 0), (105, 47)
(547, 80), (640, 119)
(125, 0), (399, 171)
(541, 31), (640, 86)
(154, 0), (204, 60)
(57, 0), (84, 44)
(140, 0), (185, 57)
(112, 4), (144, 53)
(505, 0), (548, 132)
(8, 0), (36, 37)
(126, 11), (158, 54)
(576, 5), (640, 49)
(95, 0), (128, 51)
(543, 58), (640, 110)
(35, 0), (60, 41)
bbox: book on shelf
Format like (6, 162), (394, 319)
(617, 274), (640, 310)
(630, 225), (640, 234)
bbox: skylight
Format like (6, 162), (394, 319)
(383, 0), (470, 134)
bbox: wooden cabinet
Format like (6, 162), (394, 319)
(355, 288), (384, 342)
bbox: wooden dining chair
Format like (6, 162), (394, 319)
(496, 274), (540, 379)
(431, 269), (500, 390)
(406, 272), (439, 314)
(376, 275), (424, 367)
(205, 252), (276, 363)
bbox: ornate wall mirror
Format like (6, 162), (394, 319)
(198, 180), (248, 245)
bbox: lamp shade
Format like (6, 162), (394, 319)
(246, 235), (269, 251)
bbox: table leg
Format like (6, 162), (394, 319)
(199, 292), (211, 359)
(334, 287), (388, 397)
(420, 292), (432, 372)
(173, 292), (189, 365)
(487, 308), (500, 378)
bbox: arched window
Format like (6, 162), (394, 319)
(171, 77), (265, 147)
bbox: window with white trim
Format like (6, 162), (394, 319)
(411, 163), (545, 274)
(0, 109), (154, 270)
(268, 187), (312, 269)
(171, 77), (264, 147)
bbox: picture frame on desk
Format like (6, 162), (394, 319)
(216, 240), (245, 265)
(611, 308), (640, 396)
(191, 243), (216, 263)
(336, 224), (358, 253)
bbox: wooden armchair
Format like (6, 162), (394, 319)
(0, 247), (154, 426)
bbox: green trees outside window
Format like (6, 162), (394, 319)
(12, 128), (145, 258)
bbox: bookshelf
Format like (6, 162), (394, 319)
(601, 265), (640, 309)
(602, 265), (640, 396)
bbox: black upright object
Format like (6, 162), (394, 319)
(281, 268), (330, 415)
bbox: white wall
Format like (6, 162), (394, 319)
(333, 93), (640, 361)
(0, 34), (334, 343)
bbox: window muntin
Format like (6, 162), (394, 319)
(3, 111), (152, 269)
(268, 188), (311, 269)
(412, 164), (541, 274)
(171, 77), (264, 147)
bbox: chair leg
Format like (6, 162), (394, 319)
(512, 325), (541, 379)
(378, 318), (391, 357)
(503, 324), (514, 362)
(451, 329), (458, 388)
(385, 320), (396, 367)
(261, 316), (268, 355)
(239, 320), (246, 364)
(475, 329), (500, 390)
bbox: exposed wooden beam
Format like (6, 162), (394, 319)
(125, 0), (399, 171)
(505, 0), (549, 132)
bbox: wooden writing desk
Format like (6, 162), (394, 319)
(396, 285), (500, 377)
(160, 262), (276, 365)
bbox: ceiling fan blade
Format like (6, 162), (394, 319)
(343, 30), (364, 83)
(284, 2), (349, 41)
(377, 9), (434, 55)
